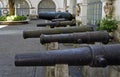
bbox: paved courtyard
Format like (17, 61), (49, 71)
(0, 20), (83, 77)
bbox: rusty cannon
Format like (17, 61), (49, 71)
(36, 20), (76, 28)
(15, 44), (120, 67)
(38, 12), (75, 21)
(40, 31), (112, 44)
(23, 26), (93, 39)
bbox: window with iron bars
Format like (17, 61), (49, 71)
(87, 0), (102, 26)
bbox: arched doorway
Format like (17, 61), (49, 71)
(15, 0), (30, 16)
(87, 0), (102, 25)
(38, 0), (56, 13)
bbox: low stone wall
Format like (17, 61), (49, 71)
(113, 24), (120, 42)
(0, 21), (29, 25)
(29, 15), (38, 20)
(82, 66), (120, 77)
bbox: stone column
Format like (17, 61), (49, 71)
(101, 0), (108, 17)
(76, 3), (81, 26)
(69, 0), (77, 15)
(63, 0), (67, 12)
(80, 0), (87, 25)
(14, 1), (17, 15)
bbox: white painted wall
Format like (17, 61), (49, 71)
(113, 0), (120, 20)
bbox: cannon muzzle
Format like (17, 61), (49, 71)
(23, 26), (93, 39)
(40, 31), (111, 44)
(15, 44), (120, 67)
(38, 12), (75, 21)
(37, 20), (76, 28)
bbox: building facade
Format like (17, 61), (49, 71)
(0, 0), (120, 25)
(0, 0), (119, 77)
(0, 0), (66, 16)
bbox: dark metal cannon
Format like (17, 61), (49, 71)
(38, 12), (75, 21)
(23, 26), (93, 39)
(37, 20), (76, 28)
(40, 31), (112, 44)
(15, 44), (120, 67)
(51, 18), (68, 22)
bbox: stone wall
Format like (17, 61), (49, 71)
(113, 25), (120, 42)
(82, 66), (120, 77)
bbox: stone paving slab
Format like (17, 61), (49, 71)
(0, 20), (46, 77)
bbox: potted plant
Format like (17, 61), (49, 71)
(0, 15), (27, 25)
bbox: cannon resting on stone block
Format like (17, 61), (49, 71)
(15, 44), (120, 67)
(38, 12), (75, 21)
(23, 26), (94, 39)
(36, 20), (76, 28)
(40, 31), (112, 44)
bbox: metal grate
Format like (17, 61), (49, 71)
(87, 0), (102, 26)
(38, 0), (56, 12)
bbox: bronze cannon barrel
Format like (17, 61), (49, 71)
(40, 31), (111, 44)
(15, 44), (120, 67)
(23, 26), (93, 39)
(38, 12), (74, 20)
(36, 20), (76, 28)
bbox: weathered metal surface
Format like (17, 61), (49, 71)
(23, 26), (93, 39)
(51, 18), (67, 22)
(15, 44), (120, 67)
(45, 39), (69, 77)
(36, 20), (76, 28)
(40, 31), (111, 44)
(38, 12), (75, 21)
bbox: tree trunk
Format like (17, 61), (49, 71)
(8, 0), (15, 15)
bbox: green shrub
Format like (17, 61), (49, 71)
(97, 17), (119, 32)
(13, 16), (27, 21)
(0, 16), (7, 21)
(0, 15), (27, 21)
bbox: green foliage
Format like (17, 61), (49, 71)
(13, 16), (27, 21)
(97, 17), (118, 32)
(0, 16), (7, 21)
(0, 15), (27, 21)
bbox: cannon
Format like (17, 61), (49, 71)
(37, 20), (76, 28)
(15, 44), (120, 67)
(38, 12), (75, 21)
(51, 18), (68, 22)
(23, 26), (93, 39)
(40, 31), (112, 44)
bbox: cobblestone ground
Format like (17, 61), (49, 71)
(0, 20), (83, 77)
